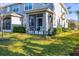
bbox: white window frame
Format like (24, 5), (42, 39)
(24, 3), (33, 11)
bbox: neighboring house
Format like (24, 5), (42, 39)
(0, 3), (68, 35)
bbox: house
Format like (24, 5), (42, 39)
(0, 3), (68, 35)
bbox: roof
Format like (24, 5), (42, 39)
(2, 12), (23, 18)
(25, 8), (54, 15)
(0, 3), (12, 7)
(0, 3), (22, 8)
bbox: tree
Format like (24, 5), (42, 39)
(68, 20), (76, 30)
(67, 7), (79, 30)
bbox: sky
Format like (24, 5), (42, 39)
(65, 3), (79, 20)
(0, 3), (79, 20)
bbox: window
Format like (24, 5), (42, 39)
(37, 18), (42, 31)
(25, 3), (32, 10)
(29, 14), (43, 31)
(3, 19), (11, 30)
(29, 15), (36, 31)
(29, 3), (32, 9)
(10, 4), (19, 12)
(25, 3), (28, 10)
(44, 3), (48, 4)
(13, 8), (19, 12)
(43, 3), (49, 6)
(38, 18), (42, 26)
(37, 14), (43, 17)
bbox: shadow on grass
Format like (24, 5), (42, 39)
(0, 47), (25, 56)
(22, 37), (76, 56)
(22, 41), (74, 56)
(0, 32), (79, 56)
(21, 32), (79, 56)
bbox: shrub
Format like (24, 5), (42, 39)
(62, 28), (71, 32)
(52, 28), (57, 35)
(52, 27), (70, 35)
(48, 29), (52, 36)
(13, 26), (26, 33)
(53, 27), (62, 35)
(62, 28), (67, 32)
(57, 27), (62, 33)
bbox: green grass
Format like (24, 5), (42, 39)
(0, 30), (79, 56)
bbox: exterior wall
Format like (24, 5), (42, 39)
(0, 3), (54, 14)
(11, 16), (22, 32)
(53, 3), (68, 28)
(32, 3), (54, 10)
(0, 3), (55, 31)
(0, 3), (68, 34)
(53, 3), (62, 28)
(11, 16), (22, 25)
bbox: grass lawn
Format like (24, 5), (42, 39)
(0, 30), (79, 56)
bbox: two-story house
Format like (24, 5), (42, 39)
(0, 3), (68, 35)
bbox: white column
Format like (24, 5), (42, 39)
(26, 14), (29, 32)
(51, 15), (54, 29)
(11, 16), (13, 32)
(43, 12), (49, 31)
(64, 19), (68, 28)
(53, 14), (58, 28)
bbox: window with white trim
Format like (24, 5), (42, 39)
(43, 3), (49, 6)
(10, 4), (19, 12)
(24, 3), (32, 10)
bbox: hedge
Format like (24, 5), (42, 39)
(13, 26), (26, 33)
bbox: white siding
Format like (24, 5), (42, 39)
(33, 3), (54, 10)
(11, 16), (21, 25)
(53, 3), (68, 28)
(53, 3), (62, 28)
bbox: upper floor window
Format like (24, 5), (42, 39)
(43, 3), (49, 6)
(13, 8), (19, 12)
(10, 4), (19, 12)
(24, 3), (32, 10)
(44, 3), (48, 4)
